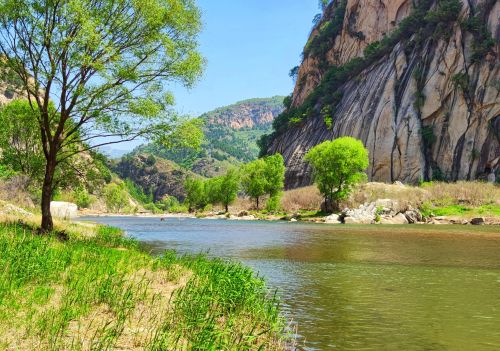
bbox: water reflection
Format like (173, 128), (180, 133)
(82, 217), (500, 350)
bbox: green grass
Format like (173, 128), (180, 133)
(0, 222), (287, 350)
(420, 203), (500, 218)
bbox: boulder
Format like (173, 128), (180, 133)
(50, 201), (78, 219)
(379, 213), (409, 225)
(404, 209), (423, 224)
(324, 214), (341, 224)
(238, 210), (249, 217)
(470, 217), (485, 226)
(344, 215), (374, 224)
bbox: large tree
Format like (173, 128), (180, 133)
(305, 137), (369, 212)
(0, 0), (204, 231)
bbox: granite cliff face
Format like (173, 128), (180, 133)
(267, 0), (500, 188)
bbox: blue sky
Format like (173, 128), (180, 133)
(170, 0), (319, 116)
(102, 1), (319, 155)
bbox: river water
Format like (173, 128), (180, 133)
(82, 216), (500, 351)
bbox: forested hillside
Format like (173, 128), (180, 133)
(139, 96), (284, 177)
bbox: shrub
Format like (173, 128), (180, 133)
(102, 183), (130, 213)
(73, 187), (93, 209)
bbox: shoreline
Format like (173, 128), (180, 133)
(78, 211), (500, 227)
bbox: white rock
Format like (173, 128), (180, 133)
(344, 216), (374, 224)
(50, 201), (78, 219)
(324, 214), (341, 224)
(379, 213), (409, 225)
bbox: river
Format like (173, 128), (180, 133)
(82, 216), (500, 351)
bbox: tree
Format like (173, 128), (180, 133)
(305, 137), (369, 212)
(263, 154), (285, 211)
(218, 168), (240, 213)
(263, 154), (285, 198)
(0, 0), (204, 232)
(102, 182), (129, 213)
(184, 178), (207, 212)
(205, 177), (223, 207)
(241, 159), (267, 209)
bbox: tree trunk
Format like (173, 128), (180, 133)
(40, 158), (56, 233)
(225, 203), (229, 213)
(256, 197), (259, 210)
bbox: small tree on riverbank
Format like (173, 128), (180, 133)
(241, 154), (285, 210)
(241, 159), (267, 210)
(218, 168), (240, 213)
(305, 137), (369, 212)
(184, 178), (208, 212)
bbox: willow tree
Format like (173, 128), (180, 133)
(0, 0), (204, 231)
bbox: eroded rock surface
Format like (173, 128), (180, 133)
(269, 0), (500, 187)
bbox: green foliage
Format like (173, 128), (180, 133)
(421, 125), (436, 149)
(0, 0), (204, 230)
(303, 1), (347, 61)
(263, 154), (286, 198)
(146, 97), (285, 172)
(452, 72), (469, 92)
(0, 223), (285, 348)
(266, 195), (282, 212)
(102, 183), (130, 213)
(462, 12), (496, 63)
(218, 168), (241, 212)
(124, 179), (153, 205)
(289, 66), (299, 81)
(184, 178), (208, 212)
(73, 187), (93, 209)
(241, 154), (285, 209)
(424, 0), (462, 39)
(267, 0), (466, 143)
(241, 159), (267, 209)
(305, 137), (369, 212)
(0, 164), (16, 179)
(0, 100), (46, 183)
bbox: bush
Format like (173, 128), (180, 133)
(73, 187), (93, 209)
(102, 183), (130, 213)
(0, 164), (16, 179)
(265, 195), (282, 212)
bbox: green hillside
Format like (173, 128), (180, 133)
(140, 96), (285, 177)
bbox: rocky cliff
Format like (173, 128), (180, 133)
(204, 96), (284, 130)
(266, 0), (499, 188)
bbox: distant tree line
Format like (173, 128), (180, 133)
(184, 154), (286, 213)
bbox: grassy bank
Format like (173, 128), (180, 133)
(0, 221), (287, 350)
(279, 181), (500, 220)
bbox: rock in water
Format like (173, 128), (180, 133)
(50, 201), (78, 219)
(324, 214), (341, 224)
(470, 217), (486, 226)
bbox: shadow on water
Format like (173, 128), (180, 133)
(82, 216), (500, 351)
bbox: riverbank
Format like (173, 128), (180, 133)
(64, 181), (500, 226)
(0, 218), (288, 350)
